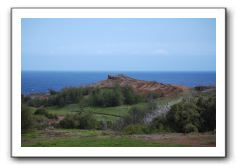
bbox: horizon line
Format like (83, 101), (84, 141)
(22, 70), (216, 72)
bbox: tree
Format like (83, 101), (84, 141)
(123, 86), (136, 104)
(88, 86), (124, 107)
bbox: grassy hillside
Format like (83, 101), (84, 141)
(21, 79), (216, 147)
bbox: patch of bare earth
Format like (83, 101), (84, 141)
(131, 133), (216, 147)
(92, 74), (189, 97)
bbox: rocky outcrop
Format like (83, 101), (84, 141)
(92, 74), (189, 97)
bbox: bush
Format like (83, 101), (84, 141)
(194, 86), (211, 91)
(59, 112), (98, 129)
(117, 105), (154, 130)
(59, 114), (80, 129)
(79, 112), (98, 129)
(123, 124), (149, 135)
(184, 123), (198, 133)
(89, 86), (124, 107)
(27, 85), (144, 108)
(27, 98), (48, 107)
(46, 87), (92, 107)
(34, 115), (49, 129)
(150, 115), (170, 132)
(125, 106), (150, 125)
(34, 108), (57, 119)
(21, 105), (34, 132)
(166, 102), (201, 133)
(165, 94), (216, 133)
(197, 96), (216, 131)
(122, 86), (143, 105)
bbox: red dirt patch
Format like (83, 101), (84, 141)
(92, 75), (189, 97)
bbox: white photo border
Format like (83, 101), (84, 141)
(11, 8), (226, 158)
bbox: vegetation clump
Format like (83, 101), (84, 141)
(34, 108), (57, 119)
(22, 83), (216, 135)
(21, 105), (34, 132)
(123, 124), (150, 135)
(59, 112), (98, 129)
(151, 94), (216, 133)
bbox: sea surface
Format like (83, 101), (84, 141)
(22, 71), (216, 94)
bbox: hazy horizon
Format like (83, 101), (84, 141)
(22, 70), (216, 72)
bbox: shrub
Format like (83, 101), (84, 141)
(117, 105), (155, 130)
(89, 86), (124, 107)
(34, 115), (49, 129)
(123, 124), (149, 135)
(34, 108), (57, 119)
(126, 106), (147, 125)
(122, 86), (139, 105)
(166, 102), (200, 133)
(165, 94), (216, 133)
(46, 87), (92, 107)
(21, 105), (34, 132)
(184, 123), (198, 133)
(59, 114), (80, 129)
(197, 96), (216, 131)
(78, 112), (98, 129)
(150, 115), (170, 132)
(59, 112), (98, 129)
(194, 86), (211, 91)
(34, 108), (47, 115)
(27, 98), (48, 107)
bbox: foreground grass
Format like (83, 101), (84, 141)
(22, 129), (215, 147)
(23, 136), (186, 147)
(21, 129), (186, 147)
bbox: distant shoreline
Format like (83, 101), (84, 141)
(22, 70), (216, 73)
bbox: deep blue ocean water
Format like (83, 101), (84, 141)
(22, 71), (216, 94)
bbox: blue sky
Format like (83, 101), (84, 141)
(22, 18), (216, 71)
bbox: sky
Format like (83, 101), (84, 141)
(22, 18), (216, 71)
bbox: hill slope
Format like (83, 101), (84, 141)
(92, 74), (189, 97)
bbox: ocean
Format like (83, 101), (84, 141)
(22, 71), (216, 94)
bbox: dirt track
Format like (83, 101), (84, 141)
(132, 133), (216, 147)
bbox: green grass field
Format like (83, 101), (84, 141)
(21, 129), (188, 147)
(42, 96), (182, 123)
(22, 128), (215, 147)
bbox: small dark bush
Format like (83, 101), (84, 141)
(59, 112), (98, 129)
(184, 123), (198, 133)
(21, 105), (34, 132)
(150, 115), (171, 132)
(59, 114), (80, 129)
(123, 124), (149, 135)
(34, 115), (49, 129)
(194, 86), (212, 91)
(34, 108), (57, 119)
